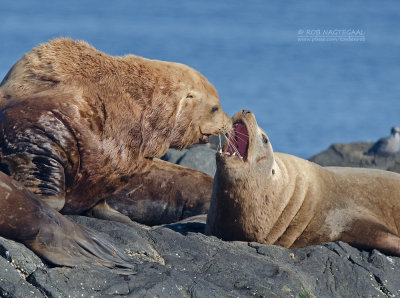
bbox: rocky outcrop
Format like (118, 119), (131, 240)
(2, 142), (400, 297)
(309, 142), (400, 173)
(161, 136), (220, 177)
(162, 146), (217, 177)
(1, 215), (399, 297)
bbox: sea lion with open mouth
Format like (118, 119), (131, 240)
(206, 110), (400, 256)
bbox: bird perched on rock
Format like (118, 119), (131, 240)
(364, 126), (400, 156)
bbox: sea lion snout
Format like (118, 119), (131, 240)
(241, 109), (252, 116)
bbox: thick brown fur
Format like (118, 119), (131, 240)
(0, 38), (231, 268)
(0, 38), (231, 213)
(206, 110), (400, 256)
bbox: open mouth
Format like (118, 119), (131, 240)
(223, 121), (249, 161)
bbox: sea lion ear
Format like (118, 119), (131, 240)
(186, 93), (194, 99)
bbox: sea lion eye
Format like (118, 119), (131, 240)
(211, 106), (219, 113)
(186, 94), (194, 99)
(262, 135), (268, 144)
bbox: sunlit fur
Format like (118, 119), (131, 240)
(207, 110), (400, 256)
(0, 38), (231, 212)
(0, 38), (231, 158)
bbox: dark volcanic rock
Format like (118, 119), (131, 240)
(309, 141), (400, 173)
(2, 141), (400, 297)
(161, 148), (188, 165)
(1, 215), (399, 297)
(161, 135), (220, 177)
(175, 145), (217, 176)
(162, 145), (217, 176)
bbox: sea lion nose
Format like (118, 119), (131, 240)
(242, 110), (251, 115)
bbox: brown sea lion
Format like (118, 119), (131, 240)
(206, 110), (400, 256)
(0, 38), (231, 266)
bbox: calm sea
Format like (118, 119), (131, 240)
(1, 0), (399, 158)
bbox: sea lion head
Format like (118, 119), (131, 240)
(216, 109), (275, 178)
(168, 63), (232, 149)
(0, 38), (232, 156)
(207, 109), (277, 240)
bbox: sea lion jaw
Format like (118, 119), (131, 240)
(218, 110), (275, 176)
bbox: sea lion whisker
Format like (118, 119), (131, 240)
(233, 134), (248, 144)
(221, 132), (243, 158)
(226, 129), (247, 144)
(234, 131), (249, 138)
(224, 138), (242, 158)
(233, 132), (249, 146)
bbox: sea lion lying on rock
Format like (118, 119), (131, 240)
(0, 38), (231, 268)
(206, 110), (400, 256)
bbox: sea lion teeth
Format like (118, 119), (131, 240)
(206, 110), (400, 257)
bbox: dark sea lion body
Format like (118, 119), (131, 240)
(206, 110), (400, 256)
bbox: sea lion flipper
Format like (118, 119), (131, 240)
(87, 199), (133, 223)
(377, 233), (400, 256)
(0, 172), (136, 272)
(27, 213), (137, 272)
(343, 220), (400, 257)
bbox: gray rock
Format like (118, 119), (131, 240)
(176, 145), (217, 176)
(162, 145), (217, 176)
(161, 148), (188, 164)
(0, 238), (45, 298)
(1, 214), (399, 297)
(206, 135), (223, 150)
(0, 256), (45, 298)
(0, 236), (45, 276)
(309, 141), (400, 173)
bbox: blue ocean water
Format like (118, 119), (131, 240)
(1, 0), (399, 158)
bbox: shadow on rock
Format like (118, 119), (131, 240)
(159, 214), (207, 236)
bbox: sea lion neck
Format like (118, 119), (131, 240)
(210, 153), (289, 242)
